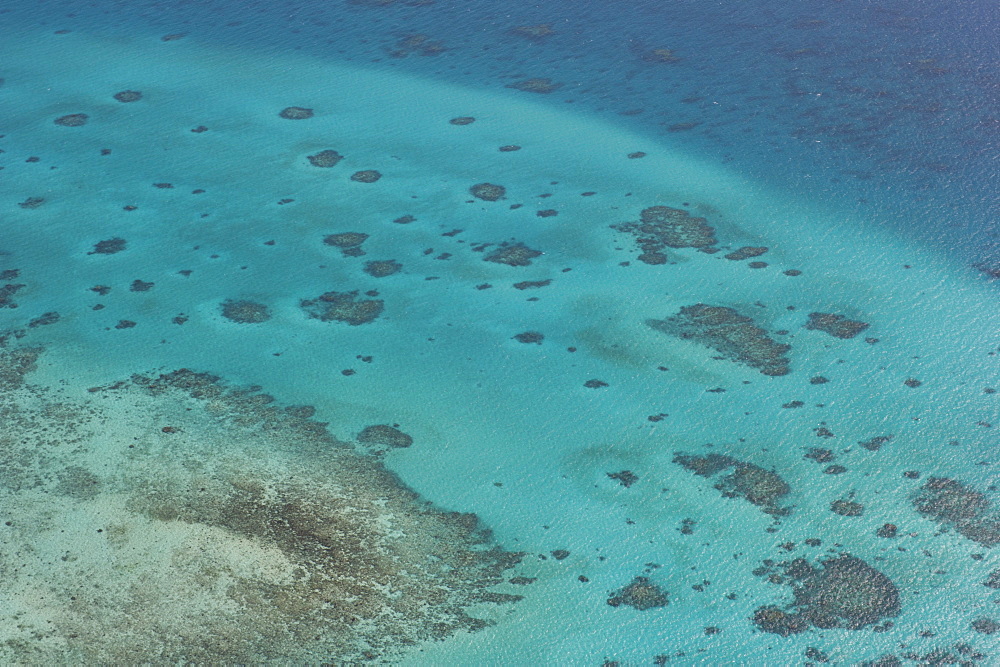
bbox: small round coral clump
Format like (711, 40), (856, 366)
(323, 232), (368, 248)
(221, 299), (271, 324)
(351, 170), (382, 183)
(607, 577), (668, 610)
(307, 150), (344, 167)
(113, 90), (142, 103)
(300, 291), (384, 325)
(470, 183), (506, 201)
(279, 106), (314, 120)
(358, 424), (413, 448)
(55, 113), (88, 127)
(363, 260), (402, 277)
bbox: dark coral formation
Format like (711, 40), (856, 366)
(607, 577), (668, 610)
(513, 331), (544, 344)
(831, 499), (865, 516)
(113, 90), (142, 102)
(324, 232), (368, 249)
(724, 246), (768, 261)
(753, 606), (808, 636)
(55, 113), (88, 126)
(513, 279), (550, 290)
(912, 477), (1000, 546)
(506, 78), (562, 94)
(753, 555), (900, 634)
(18, 197), (45, 209)
(876, 523), (898, 538)
(88, 238), (127, 255)
(307, 149), (344, 167)
(301, 291), (384, 325)
(28, 312), (60, 328)
(351, 170), (382, 183)
(483, 243), (542, 267)
(279, 106), (314, 119)
(358, 425), (413, 448)
(221, 299), (271, 324)
(607, 470), (638, 488)
(0, 283), (25, 309)
(647, 304), (791, 376)
(612, 206), (716, 263)
(805, 312), (870, 339)
(973, 618), (999, 635)
(0, 347), (42, 390)
(470, 183), (506, 201)
(363, 260), (402, 278)
(860, 434), (893, 451)
(673, 452), (790, 516)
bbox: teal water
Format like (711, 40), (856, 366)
(1, 2), (998, 664)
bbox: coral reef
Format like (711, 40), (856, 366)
(607, 470), (638, 487)
(805, 312), (870, 339)
(55, 113), (88, 126)
(607, 577), (668, 610)
(351, 170), (382, 183)
(0, 360), (524, 662)
(0, 347), (42, 390)
(483, 243), (542, 267)
(753, 606), (808, 636)
(470, 183), (506, 201)
(860, 434), (893, 451)
(612, 206), (717, 263)
(753, 555), (900, 633)
(113, 90), (142, 102)
(363, 260), (402, 278)
(301, 291), (384, 325)
(358, 424), (413, 448)
(647, 304), (791, 376)
(513, 331), (544, 344)
(88, 238), (127, 255)
(912, 477), (1000, 546)
(831, 499), (865, 516)
(18, 197), (45, 209)
(324, 232), (368, 249)
(221, 299), (271, 324)
(0, 283), (25, 309)
(673, 452), (791, 516)
(307, 150), (344, 167)
(724, 246), (768, 261)
(279, 106), (314, 120)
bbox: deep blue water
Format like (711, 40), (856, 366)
(5, 0), (997, 263)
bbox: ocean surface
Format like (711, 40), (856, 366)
(1, 0), (998, 663)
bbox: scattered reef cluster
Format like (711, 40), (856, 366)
(673, 452), (791, 516)
(647, 304), (792, 376)
(2, 37), (995, 663)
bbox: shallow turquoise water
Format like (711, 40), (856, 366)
(0, 1), (998, 664)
